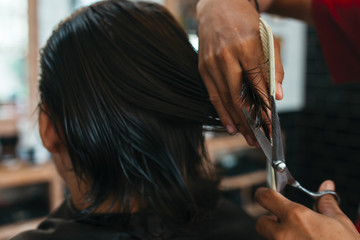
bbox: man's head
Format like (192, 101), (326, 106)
(39, 0), (220, 222)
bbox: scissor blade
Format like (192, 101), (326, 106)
(242, 108), (273, 163)
(271, 97), (285, 163)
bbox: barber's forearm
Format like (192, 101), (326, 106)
(243, 0), (271, 12)
(245, 0), (313, 23)
(266, 0), (313, 24)
(197, 0), (312, 23)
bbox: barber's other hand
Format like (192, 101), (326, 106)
(196, 0), (284, 145)
(255, 180), (360, 240)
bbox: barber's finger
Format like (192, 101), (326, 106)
(201, 63), (255, 145)
(317, 180), (343, 218)
(215, 48), (257, 143)
(217, 48), (244, 111)
(200, 70), (237, 135)
(198, 46), (241, 135)
(256, 215), (280, 240)
(274, 37), (284, 100)
(205, 53), (255, 142)
(207, 67), (244, 135)
(255, 187), (298, 220)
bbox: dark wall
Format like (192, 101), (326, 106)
(280, 26), (360, 221)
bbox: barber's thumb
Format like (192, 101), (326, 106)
(317, 180), (341, 217)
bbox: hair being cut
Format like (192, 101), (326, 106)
(39, 0), (222, 224)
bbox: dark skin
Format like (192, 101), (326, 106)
(197, 0), (360, 239)
(196, 0), (312, 142)
(255, 181), (360, 240)
(196, 0), (284, 144)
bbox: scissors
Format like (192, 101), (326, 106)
(242, 98), (340, 204)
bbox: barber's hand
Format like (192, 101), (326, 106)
(196, 0), (284, 145)
(255, 180), (360, 240)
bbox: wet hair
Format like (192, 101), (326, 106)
(39, 0), (221, 224)
(242, 62), (271, 135)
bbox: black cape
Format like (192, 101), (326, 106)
(11, 198), (264, 240)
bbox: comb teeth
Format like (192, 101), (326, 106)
(259, 18), (275, 98)
(259, 26), (270, 88)
(259, 27), (270, 62)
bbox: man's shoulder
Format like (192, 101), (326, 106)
(10, 217), (137, 240)
(9, 200), (137, 240)
(10, 198), (263, 240)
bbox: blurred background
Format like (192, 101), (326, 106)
(0, 0), (359, 239)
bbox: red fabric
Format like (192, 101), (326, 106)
(312, 0), (360, 83)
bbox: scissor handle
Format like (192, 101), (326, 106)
(312, 190), (341, 213)
(312, 190), (341, 204)
(291, 181), (341, 205)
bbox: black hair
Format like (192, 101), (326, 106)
(39, 0), (221, 225)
